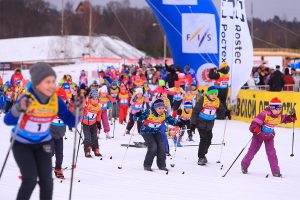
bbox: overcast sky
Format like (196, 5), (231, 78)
(47, 0), (300, 21)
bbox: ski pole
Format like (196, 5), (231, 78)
(222, 137), (252, 177)
(0, 112), (25, 181)
(290, 122), (295, 157)
(170, 129), (184, 168)
(217, 116), (229, 163)
(74, 126), (83, 168)
(69, 105), (81, 200)
(112, 118), (116, 139)
(118, 124), (136, 169)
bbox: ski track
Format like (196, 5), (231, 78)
(0, 117), (299, 200)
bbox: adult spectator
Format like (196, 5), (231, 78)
(268, 65), (284, 91)
(291, 68), (296, 77)
(10, 68), (23, 87)
(283, 67), (295, 91)
(293, 71), (300, 92)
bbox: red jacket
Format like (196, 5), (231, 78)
(283, 75), (295, 91)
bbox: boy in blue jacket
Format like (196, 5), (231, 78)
(135, 99), (179, 171)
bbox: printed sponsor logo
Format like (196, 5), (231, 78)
(182, 14), (217, 54)
(196, 63), (217, 85)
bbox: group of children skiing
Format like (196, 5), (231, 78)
(1, 62), (297, 200)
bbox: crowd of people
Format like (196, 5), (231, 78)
(245, 65), (300, 91)
(0, 61), (297, 200)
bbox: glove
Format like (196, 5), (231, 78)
(225, 110), (231, 120)
(253, 126), (261, 135)
(177, 120), (184, 128)
(96, 121), (101, 130)
(16, 94), (33, 112)
(135, 111), (142, 118)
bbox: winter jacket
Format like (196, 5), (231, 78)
(137, 107), (178, 135)
(249, 107), (295, 141)
(191, 95), (225, 130)
(4, 86), (76, 144)
(283, 74), (295, 91)
(268, 70), (284, 91)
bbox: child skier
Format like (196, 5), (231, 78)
(81, 90), (102, 157)
(50, 88), (68, 179)
(125, 88), (144, 135)
(108, 81), (119, 124)
(170, 81), (185, 117)
(177, 101), (194, 145)
(241, 97), (296, 177)
(134, 98), (179, 171)
(118, 84), (130, 124)
(191, 86), (229, 166)
(98, 85), (112, 139)
(4, 62), (79, 200)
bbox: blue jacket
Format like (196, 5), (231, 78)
(137, 107), (178, 134)
(4, 86), (76, 144)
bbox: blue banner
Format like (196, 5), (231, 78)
(146, 0), (220, 85)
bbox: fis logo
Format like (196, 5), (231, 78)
(182, 13), (217, 54)
(186, 26), (212, 47)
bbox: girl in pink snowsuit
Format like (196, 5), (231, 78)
(241, 97), (296, 177)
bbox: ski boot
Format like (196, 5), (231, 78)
(105, 132), (111, 139)
(84, 146), (92, 158)
(241, 168), (248, 174)
(93, 148), (102, 157)
(272, 173), (282, 177)
(144, 166), (153, 172)
(198, 156), (208, 166)
(159, 167), (169, 171)
(54, 169), (65, 179)
(124, 129), (130, 135)
(187, 135), (194, 142)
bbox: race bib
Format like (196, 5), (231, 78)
(202, 108), (216, 116)
(23, 119), (51, 133)
(87, 112), (96, 119)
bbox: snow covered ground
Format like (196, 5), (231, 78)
(0, 35), (145, 63)
(0, 117), (299, 200)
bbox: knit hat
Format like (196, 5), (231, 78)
(89, 90), (99, 99)
(100, 85), (108, 93)
(120, 84), (126, 90)
(207, 86), (218, 96)
(158, 79), (165, 86)
(269, 97), (282, 110)
(183, 101), (193, 109)
(111, 82), (117, 87)
(185, 87), (192, 92)
(135, 88), (143, 94)
(30, 62), (56, 87)
(153, 98), (165, 109)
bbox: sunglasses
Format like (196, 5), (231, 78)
(270, 105), (282, 110)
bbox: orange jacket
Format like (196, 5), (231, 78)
(81, 101), (102, 125)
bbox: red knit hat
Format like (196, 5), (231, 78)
(270, 97), (282, 109)
(270, 97), (282, 106)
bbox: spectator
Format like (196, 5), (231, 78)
(283, 67), (295, 91)
(268, 65), (284, 91)
(293, 71), (300, 92)
(291, 68), (296, 77)
(10, 68), (23, 87)
(246, 72), (256, 89)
